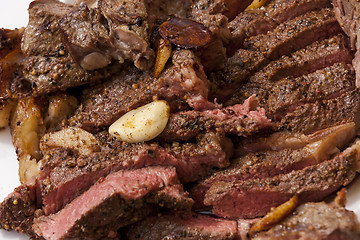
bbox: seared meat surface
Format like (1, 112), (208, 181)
(1, 0), (360, 239)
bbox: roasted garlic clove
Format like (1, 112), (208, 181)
(109, 100), (170, 143)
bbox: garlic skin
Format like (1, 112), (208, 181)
(109, 100), (170, 143)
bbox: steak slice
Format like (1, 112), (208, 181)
(21, 0), (74, 57)
(190, 122), (356, 209)
(33, 166), (193, 240)
(122, 212), (238, 240)
(157, 95), (272, 142)
(204, 146), (357, 219)
(252, 201), (360, 240)
(59, 4), (115, 71)
(68, 49), (213, 132)
(279, 89), (360, 134)
(226, 35), (354, 107)
(38, 131), (231, 215)
(0, 183), (37, 238)
(267, 62), (355, 120)
(244, 8), (342, 60)
(250, 35), (352, 84)
(227, 0), (331, 55)
(98, 0), (155, 70)
(211, 8), (342, 101)
(190, 0), (252, 21)
(234, 122), (357, 157)
(15, 55), (112, 97)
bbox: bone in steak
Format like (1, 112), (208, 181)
(33, 166), (193, 240)
(204, 147), (357, 219)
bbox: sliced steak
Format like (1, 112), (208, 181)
(190, 122), (355, 209)
(267, 63), (355, 120)
(226, 35), (354, 107)
(38, 131), (230, 215)
(252, 201), (360, 240)
(0, 183), (37, 238)
(33, 166), (193, 240)
(69, 50), (213, 132)
(21, 0), (74, 57)
(211, 8), (342, 101)
(59, 4), (115, 71)
(244, 8), (342, 60)
(190, 0), (253, 21)
(157, 95), (272, 142)
(122, 212), (238, 240)
(204, 147), (357, 219)
(234, 122), (357, 157)
(14, 55), (112, 97)
(98, 0), (155, 70)
(250, 35), (352, 84)
(279, 89), (360, 134)
(227, 0), (331, 55)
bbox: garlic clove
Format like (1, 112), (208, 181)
(109, 100), (170, 143)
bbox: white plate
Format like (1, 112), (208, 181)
(0, 1), (359, 239)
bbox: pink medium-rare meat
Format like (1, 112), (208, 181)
(33, 166), (193, 240)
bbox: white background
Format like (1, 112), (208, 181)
(0, 0), (359, 239)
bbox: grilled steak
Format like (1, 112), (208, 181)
(69, 49), (213, 132)
(38, 131), (231, 215)
(244, 8), (341, 59)
(157, 95), (272, 142)
(279, 89), (360, 134)
(252, 201), (360, 240)
(211, 8), (342, 101)
(250, 35), (352, 84)
(226, 35), (354, 107)
(227, 0), (331, 54)
(33, 166), (193, 240)
(204, 147), (357, 219)
(98, 0), (155, 70)
(59, 4), (115, 70)
(21, 0), (74, 57)
(0, 183), (37, 237)
(190, 123), (355, 209)
(234, 123), (357, 157)
(122, 212), (238, 240)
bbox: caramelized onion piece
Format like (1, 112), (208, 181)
(249, 195), (299, 236)
(159, 17), (212, 49)
(154, 38), (172, 78)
